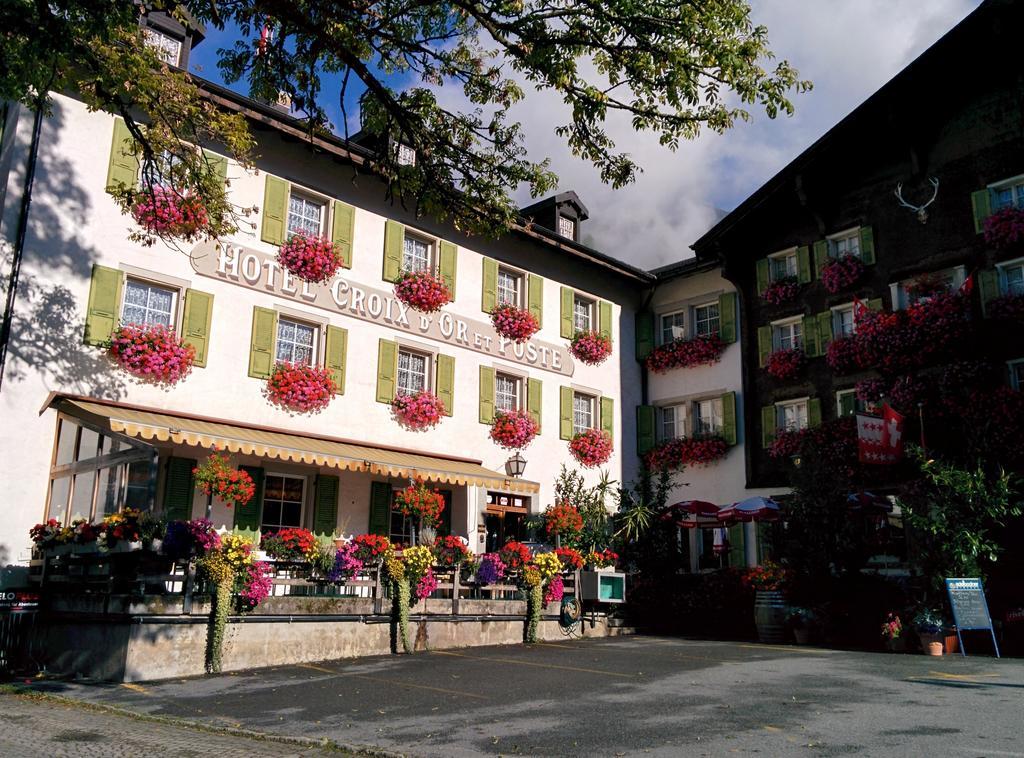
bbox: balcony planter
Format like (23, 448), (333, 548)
(983, 206), (1024, 249)
(265, 362), (336, 413)
(568, 428), (613, 468)
(820, 255), (865, 294)
(277, 234), (344, 284)
(989, 293), (1024, 323)
(644, 436), (728, 472)
(761, 276), (800, 305)
(393, 270), (453, 313)
(392, 390), (445, 431)
(489, 409), (540, 450)
(645, 333), (724, 374)
(765, 348), (805, 380)
(825, 336), (863, 375)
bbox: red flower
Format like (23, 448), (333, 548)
(499, 541), (532, 571)
(645, 333), (724, 374)
(645, 436), (728, 471)
(543, 503), (583, 539)
(277, 234), (343, 284)
(765, 348), (805, 380)
(489, 409), (540, 450)
(554, 547), (584, 570)
(395, 478), (446, 527)
(265, 362), (336, 413)
(761, 277), (800, 305)
(983, 207), (1024, 249)
(820, 255), (865, 294)
(568, 428), (613, 468)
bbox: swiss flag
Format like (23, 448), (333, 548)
(853, 296), (873, 324)
(857, 405), (905, 465)
(959, 271), (975, 296)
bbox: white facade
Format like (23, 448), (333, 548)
(0, 93), (644, 570)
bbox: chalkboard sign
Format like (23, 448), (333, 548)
(945, 577), (1000, 658)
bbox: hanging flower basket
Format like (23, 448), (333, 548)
(644, 436), (728, 471)
(491, 303), (540, 343)
(130, 186), (209, 242)
(825, 336), (864, 375)
(761, 276), (800, 305)
(645, 334), (724, 374)
(765, 348), (805, 380)
(983, 207), (1024, 249)
(395, 478), (446, 528)
(265, 362), (336, 413)
(820, 255), (865, 294)
(277, 234), (343, 284)
(489, 409), (540, 450)
(434, 535), (471, 568)
(568, 428), (613, 468)
(554, 547), (584, 570)
(768, 428), (805, 459)
(569, 330), (612, 365)
(193, 451), (256, 508)
(393, 270), (453, 313)
(108, 323), (195, 385)
(392, 390), (445, 431)
(989, 293), (1024, 323)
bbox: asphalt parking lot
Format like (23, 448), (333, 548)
(14, 636), (1024, 757)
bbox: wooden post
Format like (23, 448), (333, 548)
(373, 564), (384, 616)
(182, 559), (196, 615)
(452, 569), (461, 616)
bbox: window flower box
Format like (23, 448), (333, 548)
(820, 254), (865, 294)
(108, 323), (196, 385)
(569, 330), (612, 366)
(277, 234), (344, 284)
(392, 390), (445, 430)
(765, 347), (805, 380)
(988, 293), (1024, 323)
(568, 428), (613, 468)
(644, 435), (728, 471)
(265, 362), (336, 413)
(855, 292), (970, 375)
(983, 206), (1024, 249)
(489, 409), (540, 450)
(825, 335), (863, 375)
(130, 186), (209, 243)
(491, 303), (540, 343)
(645, 333), (724, 374)
(393, 270), (453, 313)
(761, 276), (800, 305)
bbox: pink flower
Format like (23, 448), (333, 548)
(394, 270), (452, 313)
(820, 255), (865, 294)
(107, 323), (195, 385)
(569, 330), (612, 366)
(645, 334), (724, 374)
(265, 362), (336, 413)
(490, 304), (540, 343)
(392, 390), (446, 431)
(277, 234), (343, 284)
(765, 348), (805, 380)
(490, 409), (540, 450)
(568, 428), (613, 468)
(761, 277), (800, 305)
(645, 436), (728, 471)
(131, 186), (209, 241)
(983, 207), (1024, 249)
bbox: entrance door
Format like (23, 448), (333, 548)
(484, 510), (527, 552)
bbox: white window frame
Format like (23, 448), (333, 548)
(1009, 359), (1024, 391)
(397, 348), (431, 395)
(692, 397), (723, 437)
(120, 276), (179, 329)
(659, 310), (686, 345)
(558, 215), (575, 239)
(494, 372), (523, 413)
(776, 398), (809, 433)
(693, 301), (720, 338)
(771, 316), (803, 351)
(260, 472), (306, 532)
(828, 227), (861, 259)
(890, 265), (965, 310)
(275, 315), (320, 367)
(659, 403), (685, 441)
(990, 174), (1024, 212)
(572, 392), (596, 435)
(497, 265), (525, 308)
(832, 303), (856, 338)
(286, 188), (328, 238)
(768, 248), (798, 282)
(395, 142), (417, 167)
(573, 294), (595, 333)
(143, 27), (183, 67)
(402, 231), (434, 274)
(997, 256), (1024, 297)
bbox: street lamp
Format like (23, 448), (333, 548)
(505, 451), (527, 478)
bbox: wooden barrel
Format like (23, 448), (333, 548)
(754, 590), (787, 643)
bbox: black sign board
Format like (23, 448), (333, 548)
(945, 578), (1000, 658)
(0, 590), (40, 613)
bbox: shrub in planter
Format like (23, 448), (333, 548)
(108, 323), (195, 385)
(194, 451), (256, 508)
(644, 436), (728, 471)
(820, 255), (865, 294)
(131, 186), (209, 242)
(499, 541), (532, 571)
(568, 428), (613, 468)
(543, 502), (583, 543)
(988, 293), (1024, 323)
(99, 508), (144, 549)
(434, 535), (471, 568)
(491, 303), (540, 343)
(393, 270), (453, 313)
(569, 330), (612, 365)
(554, 546), (584, 570)
(645, 334), (724, 374)
(489, 409), (539, 450)
(277, 234), (343, 284)
(261, 527), (318, 561)
(265, 362), (336, 413)
(352, 534), (393, 564)
(392, 390), (445, 431)
(29, 519), (64, 551)
(395, 478), (446, 528)
(761, 276), (800, 305)
(765, 348), (805, 380)
(983, 206), (1024, 249)
(327, 541), (364, 581)
(475, 553), (507, 585)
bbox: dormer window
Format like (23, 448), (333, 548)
(143, 27), (183, 67)
(558, 215), (575, 239)
(396, 143), (416, 166)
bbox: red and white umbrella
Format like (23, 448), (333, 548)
(718, 496), (781, 523)
(662, 500), (725, 529)
(847, 491), (893, 513)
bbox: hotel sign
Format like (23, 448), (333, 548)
(191, 241), (575, 376)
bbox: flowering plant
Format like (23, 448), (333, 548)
(543, 502), (583, 540)
(988, 293), (1024, 323)
(532, 552), (563, 582)
(768, 427), (806, 459)
(554, 547), (584, 570)
(585, 548), (618, 569)
(855, 292), (970, 375)
(352, 534), (393, 564)
(881, 612), (903, 640)
(70, 519), (99, 545)
(108, 323), (195, 385)
(569, 330), (612, 365)
(261, 527), (318, 561)
(29, 519), (63, 548)
(475, 553), (507, 585)
(415, 569), (438, 600)
(193, 451), (256, 508)
(983, 206), (1024, 249)
(820, 254), (865, 294)
(163, 519), (222, 559)
(392, 390), (446, 431)
(99, 508), (144, 548)
(327, 541), (364, 581)
(520, 564), (543, 589)
(912, 608), (943, 635)
(265, 362), (336, 413)
(434, 535), (471, 567)
(761, 276), (800, 305)
(237, 562), (274, 608)
(131, 186), (209, 241)
(645, 334), (724, 374)
(568, 428), (613, 468)
(644, 436), (728, 471)
(220, 534), (257, 572)
(499, 541), (532, 571)
(489, 409), (540, 450)
(742, 561), (788, 591)
(825, 335), (863, 375)
(395, 478), (446, 527)
(277, 234), (343, 284)
(490, 303), (540, 343)
(394, 270), (452, 313)
(402, 544), (435, 581)
(543, 574), (564, 605)
(765, 348), (805, 380)
(905, 272), (950, 299)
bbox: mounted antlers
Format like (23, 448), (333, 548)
(895, 177), (940, 223)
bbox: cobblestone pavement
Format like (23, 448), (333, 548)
(0, 693), (347, 757)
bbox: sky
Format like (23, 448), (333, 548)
(190, 0), (983, 269)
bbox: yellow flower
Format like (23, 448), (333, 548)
(385, 556), (406, 582)
(403, 545), (434, 579)
(522, 565), (542, 588)
(533, 552), (562, 582)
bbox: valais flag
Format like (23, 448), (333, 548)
(857, 405), (905, 465)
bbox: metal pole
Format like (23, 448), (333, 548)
(917, 402), (926, 455)
(205, 491), (213, 520)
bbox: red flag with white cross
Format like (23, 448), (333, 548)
(857, 405), (905, 465)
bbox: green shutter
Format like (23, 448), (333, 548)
(527, 378), (542, 432)
(478, 365), (495, 424)
(527, 274), (543, 326)
(368, 481), (392, 537)
(813, 240), (829, 278)
(757, 325), (772, 367)
(203, 149), (228, 183)
(248, 306), (277, 379)
(808, 398), (822, 427)
(721, 391), (737, 446)
(439, 240), (457, 297)
(978, 268), (1000, 317)
(971, 189), (992, 234)
(598, 301), (613, 341)
(600, 397), (614, 437)
(331, 200), (355, 268)
(261, 175), (288, 245)
(817, 311), (834, 354)
(383, 220), (404, 282)
(481, 258), (498, 313)
(376, 339), (398, 403)
(838, 392), (856, 418)
(435, 353), (455, 416)
(796, 246), (812, 284)
(182, 289), (214, 368)
(83, 264), (123, 345)
(859, 226), (876, 265)
(324, 325), (348, 394)
(106, 118), (139, 190)
(560, 287), (574, 338)
(728, 523), (745, 568)
(559, 386), (573, 440)
(636, 405), (656, 455)
(635, 311), (655, 359)
(235, 466), (264, 531)
(761, 406), (777, 449)
(802, 314), (820, 357)
(717, 292), (738, 343)
(313, 475), (339, 537)
(867, 297), (883, 312)
(756, 259), (770, 295)
(162, 457), (196, 522)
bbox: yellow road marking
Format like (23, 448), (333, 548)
(297, 662), (489, 700)
(298, 663), (339, 675)
(119, 683), (149, 695)
(928, 671), (999, 680)
(763, 725), (782, 732)
(534, 642), (575, 649)
(431, 649), (636, 678)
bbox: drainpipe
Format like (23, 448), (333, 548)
(0, 105), (44, 392)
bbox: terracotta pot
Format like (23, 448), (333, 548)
(926, 640), (944, 656)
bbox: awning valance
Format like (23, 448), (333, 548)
(53, 398), (539, 494)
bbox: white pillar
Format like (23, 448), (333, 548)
(744, 522), (758, 567)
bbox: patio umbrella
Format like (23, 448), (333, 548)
(662, 500), (725, 529)
(718, 496), (781, 523)
(847, 491), (894, 513)
(668, 500), (720, 516)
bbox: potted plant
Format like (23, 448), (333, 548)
(490, 303), (540, 343)
(107, 323), (196, 385)
(569, 330), (612, 366)
(765, 347), (805, 380)
(265, 362), (336, 413)
(392, 390), (446, 431)
(277, 233), (343, 284)
(787, 607), (817, 645)
(393, 269), (453, 313)
(568, 428), (613, 468)
(489, 409), (540, 450)
(193, 450), (257, 509)
(881, 612), (905, 652)
(261, 527), (318, 562)
(761, 276), (800, 305)
(744, 561), (789, 643)
(913, 608), (945, 656)
(130, 185), (209, 242)
(395, 478), (446, 543)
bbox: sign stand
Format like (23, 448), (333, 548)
(945, 577), (1000, 658)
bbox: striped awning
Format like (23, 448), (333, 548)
(55, 398), (539, 493)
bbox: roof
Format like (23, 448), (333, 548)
(519, 191), (591, 221)
(648, 255), (720, 282)
(46, 395), (539, 494)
